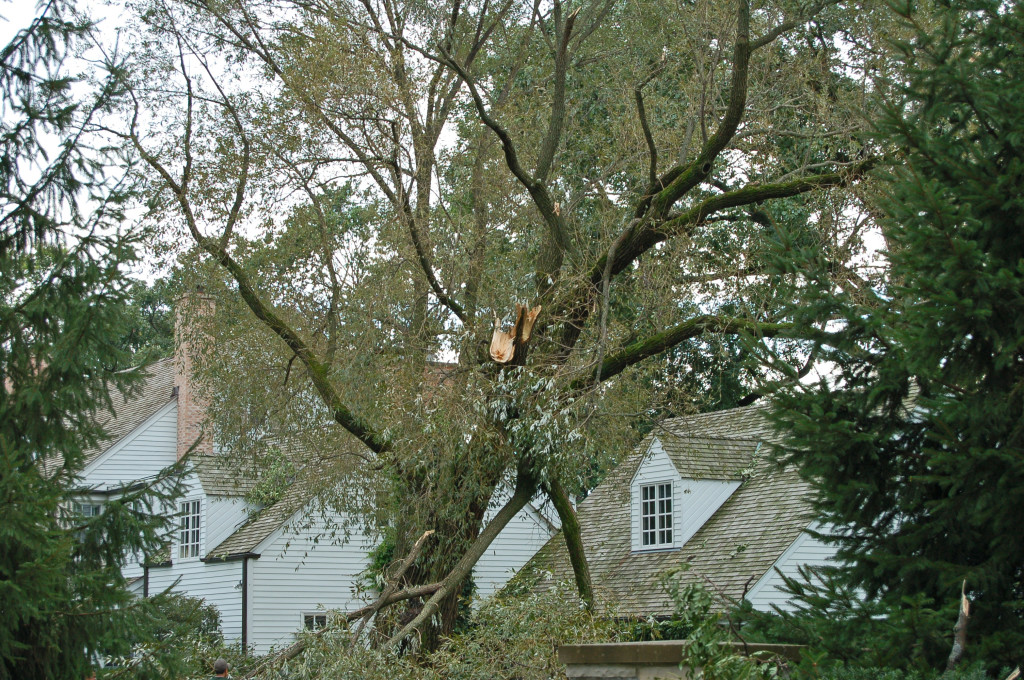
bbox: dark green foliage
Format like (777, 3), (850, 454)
(115, 278), (176, 365)
(615, 615), (694, 643)
(770, 0), (1024, 669)
(736, 567), (953, 670)
(0, 2), (194, 677)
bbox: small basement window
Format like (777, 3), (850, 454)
(641, 482), (673, 547)
(179, 499), (201, 558)
(303, 613), (328, 630)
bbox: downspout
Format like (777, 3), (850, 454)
(241, 557), (249, 649)
(143, 565), (149, 598)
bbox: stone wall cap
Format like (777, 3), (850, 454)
(557, 641), (804, 665)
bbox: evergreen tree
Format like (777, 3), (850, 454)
(0, 3), (190, 677)
(771, 0), (1024, 668)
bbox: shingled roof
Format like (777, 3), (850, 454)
(192, 454), (260, 497)
(526, 405), (815, 616)
(204, 476), (313, 560)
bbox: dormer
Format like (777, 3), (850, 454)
(630, 435), (751, 553)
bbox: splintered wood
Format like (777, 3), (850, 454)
(490, 304), (542, 365)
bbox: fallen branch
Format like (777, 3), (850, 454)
(241, 569), (441, 678)
(352, 529), (435, 642)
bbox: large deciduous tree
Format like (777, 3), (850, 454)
(770, 0), (1024, 668)
(116, 0), (889, 651)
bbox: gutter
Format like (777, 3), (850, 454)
(199, 552), (261, 648)
(201, 551), (261, 564)
(74, 480), (151, 496)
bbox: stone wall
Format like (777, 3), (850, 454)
(558, 641), (803, 680)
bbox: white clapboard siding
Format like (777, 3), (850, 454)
(247, 513), (375, 654)
(123, 556), (144, 580)
(158, 472), (248, 640)
(147, 558), (244, 641)
(475, 503), (556, 599)
(745, 525), (838, 612)
(630, 439), (740, 552)
(144, 472), (249, 644)
(82, 402), (178, 488)
(205, 497), (251, 554)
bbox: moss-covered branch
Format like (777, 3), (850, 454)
(572, 315), (794, 391)
(545, 477), (593, 610)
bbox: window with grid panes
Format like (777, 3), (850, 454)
(640, 482), (673, 546)
(74, 502), (102, 517)
(304, 613), (327, 630)
(179, 499), (201, 558)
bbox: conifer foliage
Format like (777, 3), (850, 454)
(772, 0), (1024, 667)
(0, 2), (188, 677)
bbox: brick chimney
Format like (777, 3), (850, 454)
(174, 289), (214, 461)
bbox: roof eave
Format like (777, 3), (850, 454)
(201, 551), (262, 563)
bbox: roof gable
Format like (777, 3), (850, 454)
(83, 358), (176, 466)
(79, 399), (178, 488)
(205, 475), (315, 559)
(525, 405), (816, 615)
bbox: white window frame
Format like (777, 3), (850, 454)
(640, 482), (674, 547)
(74, 501), (103, 517)
(302, 612), (328, 630)
(179, 499), (202, 559)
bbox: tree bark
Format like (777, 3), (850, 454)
(385, 464), (538, 649)
(545, 477), (593, 610)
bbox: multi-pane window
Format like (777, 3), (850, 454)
(304, 613), (327, 630)
(179, 500), (201, 558)
(641, 483), (673, 547)
(74, 502), (103, 517)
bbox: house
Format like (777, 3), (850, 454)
(525, 405), (837, 616)
(74, 323), (558, 653)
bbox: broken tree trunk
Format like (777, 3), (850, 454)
(490, 304), (541, 366)
(946, 580), (970, 671)
(384, 464), (538, 650)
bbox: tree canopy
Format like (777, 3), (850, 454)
(114, 0), (894, 651)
